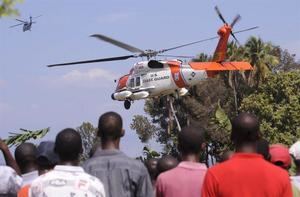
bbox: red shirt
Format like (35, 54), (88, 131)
(156, 161), (207, 197)
(201, 153), (292, 197)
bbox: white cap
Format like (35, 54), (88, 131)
(290, 141), (300, 160)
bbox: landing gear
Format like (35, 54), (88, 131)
(124, 100), (131, 110)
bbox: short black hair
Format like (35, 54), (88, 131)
(55, 128), (82, 161)
(145, 158), (159, 181)
(98, 111), (123, 140)
(256, 138), (270, 161)
(15, 143), (37, 170)
(157, 155), (178, 174)
(178, 125), (206, 155)
(231, 112), (260, 146)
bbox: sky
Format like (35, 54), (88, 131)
(0, 0), (299, 162)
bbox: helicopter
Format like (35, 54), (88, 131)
(10, 15), (42, 32)
(47, 7), (257, 110)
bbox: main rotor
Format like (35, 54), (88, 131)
(47, 7), (258, 68)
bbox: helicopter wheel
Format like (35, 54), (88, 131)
(124, 100), (131, 110)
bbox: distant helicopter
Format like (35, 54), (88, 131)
(10, 15), (42, 32)
(47, 7), (258, 110)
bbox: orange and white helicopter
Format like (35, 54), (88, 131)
(48, 7), (257, 110)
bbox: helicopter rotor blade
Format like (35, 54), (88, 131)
(230, 32), (240, 45)
(33, 15), (42, 19)
(157, 54), (195, 59)
(232, 26), (259, 34)
(158, 26), (258, 53)
(9, 23), (24, 28)
(90, 34), (144, 53)
(215, 6), (227, 24)
(159, 36), (219, 53)
(231, 14), (241, 28)
(15, 19), (26, 23)
(47, 55), (135, 67)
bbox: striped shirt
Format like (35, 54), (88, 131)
(83, 149), (153, 197)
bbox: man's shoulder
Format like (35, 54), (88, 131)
(83, 151), (147, 172)
(157, 166), (181, 182)
(208, 156), (289, 178)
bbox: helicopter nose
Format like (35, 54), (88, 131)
(111, 93), (116, 100)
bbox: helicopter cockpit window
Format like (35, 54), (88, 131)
(136, 77), (141, 87)
(148, 60), (164, 68)
(129, 78), (134, 87)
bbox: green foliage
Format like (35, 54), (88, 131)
(76, 122), (99, 161)
(240, 72), (300, 145)
(130, 115), (157, 143)
(244, 37), (279, 87)
(4, 127), (49, 147)
(0, 0), (22, 17)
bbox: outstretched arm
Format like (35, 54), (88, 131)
(0, 138), (21, 175)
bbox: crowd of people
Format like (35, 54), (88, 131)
(0, 111), (299, 197)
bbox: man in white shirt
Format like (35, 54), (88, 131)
(0, 165), (22, 196)
(29, 128), (105, 197)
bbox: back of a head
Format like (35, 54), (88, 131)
(231, 112), (260, 146)
(14, 143), (37, 172)
(98, 111), (123, 141)
(37, 141), (59, 174)
(178, 125), (206, 155)
(157, 155), (178, 174)
(256, 138), (270, 161)
(145, 158), (159, 181)
(55, 128), (82, 162)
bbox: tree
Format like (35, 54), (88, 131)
(76, 122), (99, 160)
(240, 72), (300, 145)
(244, 37), (279, 87)
(130, 115), (157, 143)
(0, 0), (22, 17)
(271, 46), (300, 71)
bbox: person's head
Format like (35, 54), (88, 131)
(36, 141), (59, 175)
(177, 125), (206, 156)
(269, 144), (291, 170)
(157, 155), (178, 174)
(15, 143), (38, 174)
(256, 138), (270, 161)
(145, 158), (159, 183)
(290, 141), (300, 173)
(231, 112), (260, 149)
(54, 128), (82, 163)
(98, 112), (124, 144)
(219, 150), (234, 162)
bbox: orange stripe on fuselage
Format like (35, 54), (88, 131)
(167, 61), (186, 88)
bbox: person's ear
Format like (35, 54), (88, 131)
(120, 129), (125, 137)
